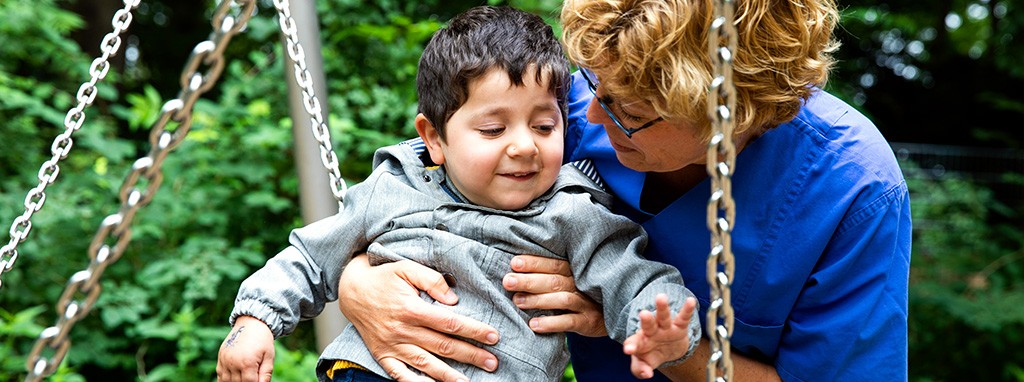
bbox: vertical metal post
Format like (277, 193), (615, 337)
(282, 0), (348, 352)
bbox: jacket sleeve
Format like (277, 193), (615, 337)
(562, 191), (702, 365)
(228, 177), (376, 338)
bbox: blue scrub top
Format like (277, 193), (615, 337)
(563, 71), (911, 381)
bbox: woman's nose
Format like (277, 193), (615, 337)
(586, 96), (612, 127)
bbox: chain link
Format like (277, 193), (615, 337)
(271, 0), (348, 208)
(0, 0), (141, 289)
(22, 1), (256, 380)
(705, 0), (738, 381)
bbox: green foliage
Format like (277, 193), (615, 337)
(268, 342), (323, 382)
(903, 161), (1024, 381)
(0, 0), (104, 182)
(991, 1), (1024, 79)
(833, 0), (1024, 148)
(0, 306), (86, 381)
(561, 361), (576, 382)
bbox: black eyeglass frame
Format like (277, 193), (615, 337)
(579, 69), (664, 138)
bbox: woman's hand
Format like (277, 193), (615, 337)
(501, 255), (607, 337)
(337, 255), (500, 382)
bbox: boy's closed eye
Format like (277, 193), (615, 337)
(479, 127), (505, 136)
(533, 125), (556, 134)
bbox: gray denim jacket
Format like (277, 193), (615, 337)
(230, 142), (700, 381)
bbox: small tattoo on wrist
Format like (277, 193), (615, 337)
(225, 325), (245, 347)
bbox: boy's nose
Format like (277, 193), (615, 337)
(506, 129), (538, 157)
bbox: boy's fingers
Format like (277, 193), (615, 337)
(655, 294), (671, 328)
(242, 366), (258, 382)
(630, 356), (655, 379)
(509, 255), (572, 276)
(622, 333), (643, 355)
(639, 309), (657, 334)
(676, 297), (697, 326)
(219, 369), (235, 382)
(258, 351), (274, 382)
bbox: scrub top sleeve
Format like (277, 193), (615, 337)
(775, 182), (911, 382)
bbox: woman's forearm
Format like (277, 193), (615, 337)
(658, 340), (781, 382)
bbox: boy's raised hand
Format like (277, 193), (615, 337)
(622, 295), (698, 379)
(217, 315), (276, 382)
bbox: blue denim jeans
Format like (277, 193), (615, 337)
(327, 368), (391, 382)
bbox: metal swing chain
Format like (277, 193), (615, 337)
(271, 0), (348, 207)
(0, 0), (141, 289)
(705, 0), (738, 380)
(23, 1), (256, 380)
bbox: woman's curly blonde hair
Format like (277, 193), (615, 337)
(561, 0), (840, 140)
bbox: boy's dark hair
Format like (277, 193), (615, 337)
(417, 5), (570, 139)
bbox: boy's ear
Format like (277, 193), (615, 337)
(414, 113), (446, 165)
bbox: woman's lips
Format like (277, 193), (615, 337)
(609, 139), (635, 153)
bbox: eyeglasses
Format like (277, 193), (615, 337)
(580, 69), (663, 138)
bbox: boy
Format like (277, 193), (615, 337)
(216, 6), (699, 382)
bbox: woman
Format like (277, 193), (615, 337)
(336, 0), (911, 381)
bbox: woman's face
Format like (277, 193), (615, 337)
(584, 75), (706, 173)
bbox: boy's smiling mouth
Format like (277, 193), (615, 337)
(499, 171), (537, 180)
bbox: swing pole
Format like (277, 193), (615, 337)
(281, 0), (349, 352)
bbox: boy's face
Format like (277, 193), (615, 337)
(418, 66), (564, 210)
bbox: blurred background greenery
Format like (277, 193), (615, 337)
(1, 0), (1021, 380)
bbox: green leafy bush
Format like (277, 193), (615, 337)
(0, 0), (444, 379)
(904, 162), (1024, 381)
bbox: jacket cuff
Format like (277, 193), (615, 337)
(230, 298), (288, 338)
(658, 320), (701, 368)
